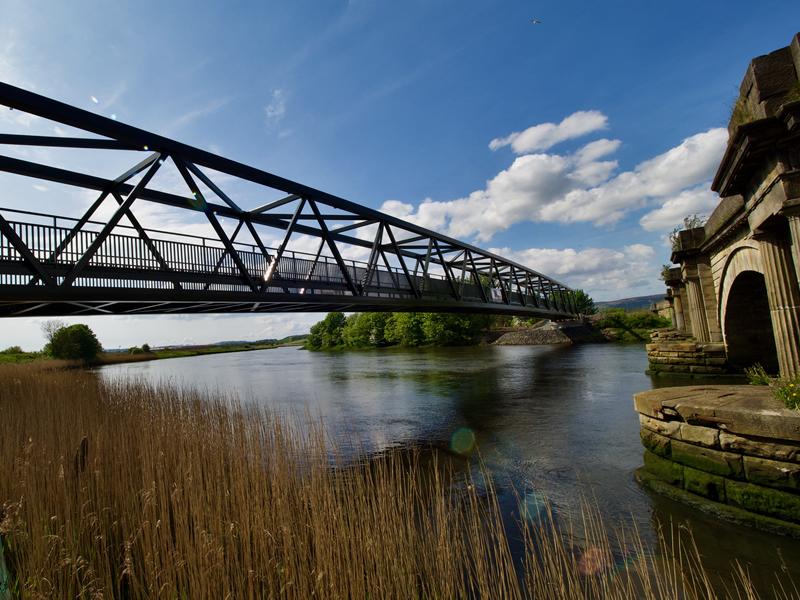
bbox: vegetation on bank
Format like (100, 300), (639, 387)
(595, 309), (671, 343)
(746, 363), (800, 410)
(1, 320), (306, 367)
(305, 311), (494, 350)
(0, 363), (791, 598)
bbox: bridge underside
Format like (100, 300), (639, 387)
(0, 290), (573, 319)
(0, 82), (578, 320)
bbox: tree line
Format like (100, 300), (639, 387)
(305, 312), (494, 350)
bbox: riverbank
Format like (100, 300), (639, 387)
(0, 339), (305, 367)
(1, 361), (792, 598)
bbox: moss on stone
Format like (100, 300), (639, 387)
(635, 468), (800, 539)
(640, 428), (671, 458)
(725, 479), (800, 524)
(642, 449), (683, 486)
(744, 455), (800, 491)
(670, 439), (743, 478)
(730, 95), (754, 129)
(683, 465), (726, 502)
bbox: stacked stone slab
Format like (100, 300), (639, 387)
(634, 386), (800, 537)
(646, 328), (729, 375)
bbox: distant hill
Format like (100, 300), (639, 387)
(595, 294), (666, 311)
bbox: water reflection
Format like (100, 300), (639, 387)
(99, 343), (800, 589)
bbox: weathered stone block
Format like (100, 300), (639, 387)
(671, 343), (700, 352)
(639, 414), (680, 437)
(671, 440), (743, 478)
(640, 429), (671, 457)
(701, 343), (725, 353)
(688, 365), (726, 374)
(642, 450), (683, 486)
(725, 479), (800, 524)
(678, 423), (719, 447)
(683, 465), (726, 502)
(744, 456), (800, 491)
(719, 432), (800, 462)
(705, 358), (728, 366)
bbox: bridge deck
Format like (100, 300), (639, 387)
(0, 209), (574, 318)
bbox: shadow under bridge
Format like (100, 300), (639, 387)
(0, 82), (578, 319)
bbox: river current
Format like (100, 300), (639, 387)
(98, 343), (800, 589)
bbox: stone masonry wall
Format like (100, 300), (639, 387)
(646, 329), (729, 375)
(634, 386), (800, 537)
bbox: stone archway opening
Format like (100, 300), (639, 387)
(724, 271), (779, 373)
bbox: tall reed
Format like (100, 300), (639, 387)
(0, 363), (795, 598)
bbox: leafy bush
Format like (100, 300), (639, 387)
(47, 324), (103, 361)
(0, 345), (23, 354)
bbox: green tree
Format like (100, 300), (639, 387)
(47, 324), (102, 361)
(141, 343), (151, 353)
(342, 313), (389, 347)
(305, 312), (347, 350)
(573, 289), (597, 315)
(385, 313), (426, 346)
(421, 313), (492, 345)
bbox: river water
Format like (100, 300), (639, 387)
(98, 343), (800, 589)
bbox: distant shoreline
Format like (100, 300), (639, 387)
(0, 341), (305, 368)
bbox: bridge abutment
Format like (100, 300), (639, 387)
(665, 32), (800, 378)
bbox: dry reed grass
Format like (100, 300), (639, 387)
(0, 363), (796, 599)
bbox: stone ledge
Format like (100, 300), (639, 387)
(634, 385), (800, 441)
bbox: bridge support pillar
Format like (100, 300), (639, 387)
(787, 211), (800, 288)
(685, 276), (709, 342)
(757, 226), (800, 378)
(672, 287), (685, 331)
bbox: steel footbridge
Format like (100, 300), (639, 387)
(0, 83), (578, 319)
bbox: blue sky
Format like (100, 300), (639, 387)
(1, 0), (799, 349)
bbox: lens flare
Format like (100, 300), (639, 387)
(450, 427), (476, 455)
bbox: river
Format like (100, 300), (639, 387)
(98, 343), (800, 590)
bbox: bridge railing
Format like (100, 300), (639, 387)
(0, 208), (504, 302)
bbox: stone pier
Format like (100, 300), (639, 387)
(635, 386), (800, 536)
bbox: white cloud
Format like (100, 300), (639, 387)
(489, 110), (608, 153)
(639, 185), (719, 232)
(489, 244), (658, 299)
(384, 121), (728, 241)
(265, 89), (287, 126)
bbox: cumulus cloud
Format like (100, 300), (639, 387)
(639, 185), (719, 232)
(383, 117), (728, 241)
(489, 110), (608, 153)
(489, 244), (657, 298)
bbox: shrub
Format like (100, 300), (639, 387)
(744, 363), (771, 386)
(141, 343), (151, 353)
(47, 324), (103, 361)
(0, 345), (23, 354)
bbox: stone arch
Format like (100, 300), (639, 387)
(718, 245), (778, 372)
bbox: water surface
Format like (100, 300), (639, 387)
(99, 343), (800, 589)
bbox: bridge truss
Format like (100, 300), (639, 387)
(0, 82), (577, 319)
